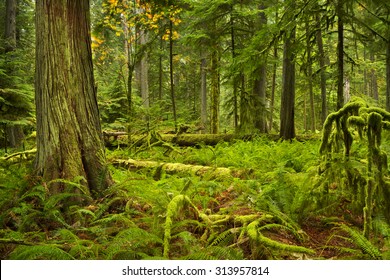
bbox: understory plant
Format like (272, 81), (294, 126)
(316, 98), (390, 238)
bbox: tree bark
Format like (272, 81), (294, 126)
(253, 6), (268, 133)
(139, 29), (149, 108)
(200, 56), (208, 133)
(336, 0), (344, 110)
(35, 0), (111, 197)
(230, 6), (239, 132)
(5, 0), (17, 52)
(370, 53), (379, 101)
(169, 20), (178, 132)
(316, 14), (327, 124)
(386, 35), (390, 112)
(306, 22), (315, 132)
(4, 0), (25, 149)
(280, 27), (296, 140)
(210, 47), (220, 134)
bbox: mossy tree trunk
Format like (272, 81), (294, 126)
(316, 13), (328, 124)
(35, 0), (111, 197)
(336, 0), (345, 110)
(4, 0), (25, 148)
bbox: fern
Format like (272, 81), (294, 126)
(337, 223), (382, 260)
(9, 245), (74, 260)
(181, 246), (244, 260)
(105, 227), (163, 259)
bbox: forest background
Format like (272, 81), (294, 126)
(0, 0), (390, 260)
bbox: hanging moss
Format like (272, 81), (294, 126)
(320, 100), (390, 239)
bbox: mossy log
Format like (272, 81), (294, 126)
(111, 158), (253, 180)
(103, 132), (243, 148)
(0, 148), (37, 162)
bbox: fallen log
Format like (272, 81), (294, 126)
(1, 148), (37, 161)
(104, 132), (255, 148)
(111, 158), (254, 180)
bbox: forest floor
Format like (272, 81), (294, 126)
(0, 134), (389, 260)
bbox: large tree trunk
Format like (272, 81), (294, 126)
(280, 27), (296, 140)
(35, 0), (111, 197)
(253, 65), (267, 133)
(253, 5), (268, 133)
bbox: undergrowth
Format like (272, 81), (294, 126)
(0, 135), (389, 260)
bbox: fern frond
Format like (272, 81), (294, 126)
(9, 245), (74, 260)
(209, 228), (239, 247)
(337, 224), (382, 259)
(182, 246), (244, 260)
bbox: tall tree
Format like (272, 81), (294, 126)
(3, 0), (25, 148)
(35, 0), (111, 197)
(336, 0), (344, 110)
(253, 4), (268, 133)
(279, 12), (296, 140)
(316, 12), (328, 124)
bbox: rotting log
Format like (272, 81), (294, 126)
(111, 158), (254, 180)
(103, 132), (256, 148)
(103, 131), (319, 148)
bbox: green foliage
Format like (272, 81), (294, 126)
(336, 223), (382, 260)
(2, 136), (389, 260)
(9, 245), (74, 260)
(317, 99), (390, 239)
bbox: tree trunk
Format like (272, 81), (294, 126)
(336, 0), (344, 110)
(200, 56), (208, 133)
(269, 11), (278, 132)
(253, 65), (267, 133)
(269, 45), (277, 132)
(370, 53), (379, 101)
(5, 0), (17, 52)
(306, 22), (315, 132)
(4, 0), (25, 148)
(253, 6), (268, 133)
(158, 37), (163, 101)
(316, 15), (327, 124)
(230, 6), (239, 132)
(386, 36), (390, 112)
(35, 0), (111, 197)
(169, 20), (178, 132)
(280, 27), (296, 140)
(210, 47), (220, 134)
(139, 29), (149, 108)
